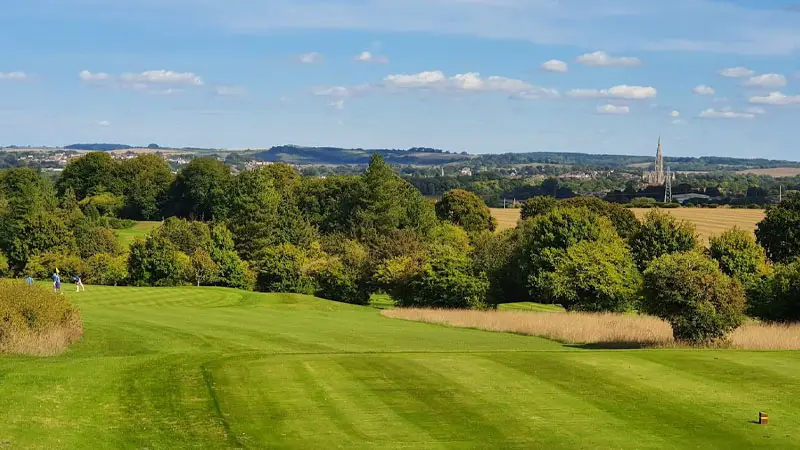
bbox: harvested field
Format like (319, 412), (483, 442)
(384, 308), (800, 350)
(490, 207), (765, 242)
(737, 167), (800, 177)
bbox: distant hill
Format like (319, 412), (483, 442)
(252, 145), (473, 165)
(64, 143), (133, 151)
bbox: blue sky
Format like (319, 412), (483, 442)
(1, 0), (799, 159)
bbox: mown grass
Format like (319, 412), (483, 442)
(491, 207), (765, 243)
(115, 221), (161, 247)
(1, 285), (799, 448)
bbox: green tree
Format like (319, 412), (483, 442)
(85, 253), (128, 286)
(747, 261), (800, 323)
(119, 155), (174, 220)
(253, 243), (318, 294)
(79, 193), (125, 217)
(435, 189), (496, 233)
(560, 197), (640, 238)
(520, 196), (557, 221)
(57, 152), (121, 199)
(227, 168), (285, 259)
(709, 228), (768, 284)
(540, 238), (641, 312)
(642, 252), (746, 344)
(190, 249), (220, 287)
(629, 210), (698, 270)
(316, 237), (373, 305)
(297, 176), (361, 235)
(153, 217), (211, 255)
(469, 230), (520, 307)
(75, 226), (123, 259)
(170, 157), (233, 220)
(756, 192), (800, 263)
(128, 236), (190, 286)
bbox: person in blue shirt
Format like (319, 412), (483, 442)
(25, 276), (34, 285)
(52, 272), (61, 293)
(73, 275), (85, 292)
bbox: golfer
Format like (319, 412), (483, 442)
(52, 271), (61, 293)
(73, 275), (85, 292)
(25, 276), (34, 285)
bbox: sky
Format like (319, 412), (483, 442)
(0, 0), (799, 159)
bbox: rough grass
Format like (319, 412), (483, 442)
(491, 207), (765, 243)
(0, 281), (83, 356)
(3, 286), (800, 448)
(383, 308), (800, 350)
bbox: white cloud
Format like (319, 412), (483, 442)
(354, 51), (388, 63)
(700, 108), (755, 119)
(312, 86), (354, 97)
(672, 119), (687, 125)
(575, 51), (642, 67)
(120, 70), (204, 86)
(743, 73), (787, 88)
(215, 85), (246, 96)
(597, 104), (630, 115)
(567, 85), (657, 100)
(298, 52), (323, 64)
(719, 67), (755, 78)
(97, 120), (111, 127)
(541, 59), (568, 73)
(329, 99), (345, 110)
(385, 71), (447, 88)
(693, 85), (715, 95)
(79, 70), (111, 82)
(745, 106), (766, 115)
(0, 71), (30, 80)
(383, 71), (558, 98)
(749, 91), (800, 105)
(670, 110), (681, 117)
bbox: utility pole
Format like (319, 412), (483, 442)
(664, 167), (673, 203)
(780, 185), (783, 203)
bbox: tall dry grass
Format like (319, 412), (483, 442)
(383, 308), (800, 350)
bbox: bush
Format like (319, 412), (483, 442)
(128, 236), (190, 286)
(212, 249), (255, 290)
(629, 210), (698, 270)
(79, 193), (125, 217)
(84, 253), (129, 286)
(75, 226), (123, 259)
(106, 218), (137, 230)
(756, 192), (800, 263)
(642, 252), (746, 344)
(253, 243), (318, 294)
(435, 189), (496, 233)
(709, 228), (768, 285)
(316, 238), (372, 305)
(189, 249), (220, 287)
(540, 238), (641, 312)
(470, 230), (520, 307)
(0, 280), (83, 355)
(24, 252), (86, 279)
(748, 261), (800, 323)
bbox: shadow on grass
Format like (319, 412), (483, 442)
(564, 341), (664, 350)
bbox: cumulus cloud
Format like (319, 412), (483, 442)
(749, 91), (800, 105)
(0, 71), (30, 80)
(541, 59), (568, 73)
(120, 70), (204, 86)
(743, 73), (787, 88)
(719, 67), (755, 78)
(700, 108), (755, 119)
(597, 104), (630, 115)
(575, 51), (642, 67)
(383, 71), (558, 98)
(298, 52), (323, 64)
(670, 110), (681, 117)
(79, 70), (111, 82)
(567, 85), (657, 100)
(354, 51), (388, 63)
(693, 85), (715, 95)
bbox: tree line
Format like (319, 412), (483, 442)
(1, 152), (800, 345)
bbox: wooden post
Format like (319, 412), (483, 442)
(759, 412), (769, 425)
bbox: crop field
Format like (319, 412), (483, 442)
(2, 286), (800, 449)
(115, 221), (161, 247)
(491, 207), (765, 241)
(737, 167), (800, 177)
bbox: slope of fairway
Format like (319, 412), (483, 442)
(2, 286), (799, 449)
(115, 221), (161, 247)
(491, 207), (765, 242)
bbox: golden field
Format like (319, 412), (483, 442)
(736, 167), (800, 177)
(491, 207), (765, 242)
(384, 308), (800, 350)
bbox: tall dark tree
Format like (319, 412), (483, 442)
(170, 157), (232, 220)
(756, 192), (800, 263)
(119, 155), (174, 220)
(629, 210), (698, 270)
(435, 189), (496, 233)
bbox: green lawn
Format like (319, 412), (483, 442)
(115, 221), (161, 247)
(2, 286), (799, 449)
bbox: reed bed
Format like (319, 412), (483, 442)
(383, 308), (800, 350)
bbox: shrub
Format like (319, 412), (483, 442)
(75, 226), (123, 259)
(24, 252), (86, 279)
(154, 217), (211, 255)
(316, 238), (372, 305)
(84, 253), (129, 286)
(79, 192), (125, 217)
(539, 238), (641, 312)
(642, 252), (746, 344)
(0, 280), (83, 355)
(435, 189), (496, 233)
(106, 217), (137, 230)
(128, 236), (190, 286)
(629, 210), (698, 270)
(189, 249), (220, 287)
(211, 249), (254, 290)
(756, 193), (800, 263)
(709, 228), (768, 285)
(253, 243), (318, 294)
(748, 261), (800, 323)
